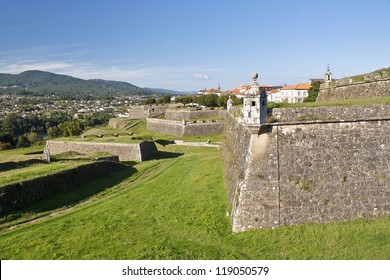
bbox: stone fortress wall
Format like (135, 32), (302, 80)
(164, 108), (225, 120)
(46, 140), (157, 161)
(146, 109), (225, 137)
(223, 104), (390, 232)
(108, 118), (130, 129)
(317, 69), (390, 101)
(128, 105), (167, 119)
(146, 118), (224, 137)
(272, 104), (390, 122)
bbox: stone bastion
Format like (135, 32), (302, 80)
(223, 104), (390, 232)
(46, 140), (157, 161)
(317, 69), (390, 101)
(146, 109), (225, 137)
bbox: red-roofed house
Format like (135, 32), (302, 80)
(225, 84), (250, 98)
(268, 83), (311, 103)
(198, 86), (224, 96)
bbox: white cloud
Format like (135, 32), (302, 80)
(0, 59), (221, 90)
(0, 62), (74, 74)
(0, 60), (164, 83)
(193, 73), (210, 80)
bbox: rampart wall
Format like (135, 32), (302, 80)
(0, 161), (127, 214)
(224, 107), (390, 232)
(128, 105), (167, 119)
(128, 108), (149, 119)
(46, 140), (157, 161)
(164, 109), (224, 121)
(147, 118), (224, 137)
(272, 104), (390, 122)
(108, 118), (130, 128)
(317, 78), (390, 101)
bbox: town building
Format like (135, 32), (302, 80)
(198, 84), (224, 96)
(226, 84), (281, 99)
(268, 83), (311, 103)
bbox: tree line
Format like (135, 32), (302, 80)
(0, 111), (112, 150)
(142, 94), (243, 107)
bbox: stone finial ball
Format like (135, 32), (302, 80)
(252, 73), (258, 80)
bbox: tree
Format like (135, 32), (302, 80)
(304, 81), (321, 102)
(47, 126), (62, 139)
(0, 133), (17, 147)
(198, 94), (219, 107)
(58, 121), (82, 137)
(26, 132), (42, 145)
(161, 95), (171, 104)
(16, 135), (30, 148)
(0, 142), (11, 151)
(143, 98), (156, 105)
(46, 111), (72, 128)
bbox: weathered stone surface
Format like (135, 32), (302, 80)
(147, 118), (224, 137)
(317, 78), (390, 101)
(128, 105), (167, 119)
(46, 140), (157, 161)
(164, 109), (224, 121)
(272, 104), (390, 123)
(108, 118), (130, 128)
(278, 121), (390, 226)
(224, 107), (390, 232)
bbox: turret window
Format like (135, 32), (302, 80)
(251, 101), (256, 106)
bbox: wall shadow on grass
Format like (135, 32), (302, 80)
(154, 139), (175, 147)
(147, 151), (184, 160)
(0, 164), (138, 225)
(0, 159), (46, 172)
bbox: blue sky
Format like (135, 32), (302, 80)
(0, 0), (389, 91)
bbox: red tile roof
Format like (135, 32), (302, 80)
(281, 83), (311, 90)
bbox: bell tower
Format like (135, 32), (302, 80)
(243, 72), (267, 124)
(324, 64), (332, 83)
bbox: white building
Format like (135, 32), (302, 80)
(268, 83), (311, 103)
(198, 85), (223, 96)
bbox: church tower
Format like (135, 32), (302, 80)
(324, 64), (332, 83)
(243, 73), (267, 124)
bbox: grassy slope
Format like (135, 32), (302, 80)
(0, 145), (44, 163)
(0, 145), (390, 259)
(0, 161), (89, 186)
(58, 119), (224, 144)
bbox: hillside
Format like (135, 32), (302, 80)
(0, 70), (157, 97)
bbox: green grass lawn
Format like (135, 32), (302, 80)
(57, 119), (224, 144)
(0, 145), (44, 163)
(0, 145), (389, 259)
(0, 161), (91, 187)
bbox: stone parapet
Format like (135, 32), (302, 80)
(46, 140), (157, 161)
(272, 104), (390, 123)
(164, 109), (225, 121)
(317, 78), (390, 101)
(147, 118), (224, 137)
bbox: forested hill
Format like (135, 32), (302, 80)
(0, 70), (157, 97)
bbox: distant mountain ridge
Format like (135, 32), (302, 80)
(0, 70), (158, 96)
